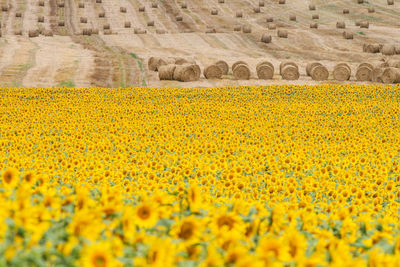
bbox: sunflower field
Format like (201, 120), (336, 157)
(1, 85), (400, 267)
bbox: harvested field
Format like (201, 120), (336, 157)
(0, 0), (399, 86)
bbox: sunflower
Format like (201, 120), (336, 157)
(2, 168), (19, 189)
(81, 242), (120, 267)
(256, 237), (290, 262)
(134, 202), (158, 228)
(187, 184), (202, 212)
(171, 216), (201, 243)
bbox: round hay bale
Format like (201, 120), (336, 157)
(281, 66), (299, 80)
(395, 45), (400, 55)
(360, 21), (369, 28)
(234, 25), (242, 31)
(218, 0), (225, 3)
(204, 64), (222, 79)
(343, 31), (353, 39)
(139, 6), (145, 12)
(134, 28), (147, 34)
(254, 7), (261, 13)
(156, 29), (166, 34)
(39, 1), (45, 6)
(306, 62), (322, 76)
(176, 16), (183, 21)
(343, 8), (349, 14)
(381, 44), (396, 56)
(175, 58), (192, 65)
(78, 3), (84, 8)
(103, 29), (112, 35)
(16, 12), (22, 18)
(388, 0), (394, 5)
(356, 64), (373, 81)
(277, 29), (288, 38)
(38, 16), (44, 23)
(192, 64), (201, 80)
(158, 64), (176, 80)
(233, 64), (251, 80)
(310, 65), (329, 81)
(43, 30), (53, 36)
(261, 33), (272, 43)
(266, 16), (274, 22)
(268, 23), (276, 30)
(310, 23), (318, 29)
(103, 24), (110, 30)
(232, 61), (248, 71)
(236, 11), (243, 18)
(58, 21), (65, 26)
(336, 21), (345, 29)
(368, 7), (375, 13)
(120, 7), (127, 13)
(365, 43), (380, 53)
(333, 63), (351, 81)
(387, 59), (400, 68)
(243, 25), (251, 33)
(359, 62), (374, 70)
(372, 67), (384, 82)
(259, 1), (265, 7)
(157, 58), (176, 71)
(256, 61), (274, 79)
(211, 9), (218, 15)
(96, 0), (102, 3)
(280, 61), (298, 74)
(147, 21), (155, 26)
(357, 0), (364, 3)
(355, 20), (362, 26)
(279, 0), (285, 4)
(205, 28), (216, 34)
(181, 3), (187, 9)
(174, 64), (198, 82)
(381, 68), (400, 83)
(215, 60), (229, 75)
(312, 14), (319, 19)
(28, 29), (39, 38)
(148, 57), (160, 71)
(1, 5), (8, 12)
(289, 15), (296, 21)
(80, 17), (87, 23)
(124, 21), (131, 28)
(82, 28), (91, 36)
(58, 2), (65, 7)
(152, 3), (158, 8)
(92, 29), (99, 35)
(309, 4), (316, 10)
(99, 12), (105, 18)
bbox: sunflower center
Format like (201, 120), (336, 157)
(138, 206), (151, 220)
(178, 221), (194, 240)
(92, 254), (106, 267)
(3, 172), (13, 184)
(217, 215), (234, 230)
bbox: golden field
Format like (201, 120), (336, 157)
(1, 85), (400, 267)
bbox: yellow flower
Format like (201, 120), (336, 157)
(81, 242), (120, 267)
(256, 237), (290, 262)
(171, 216), (201, 243)
(187, 183), (202, 212)
(134, 202), (158, 228)
(2, 168), (19, 189)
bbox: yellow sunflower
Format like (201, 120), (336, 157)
(171, 216), (201, 243)
(187, 183), (202, 212)
(2, 168), (19, 189)
(134, 202), (158, 228)
(81, 242), (120, 267)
